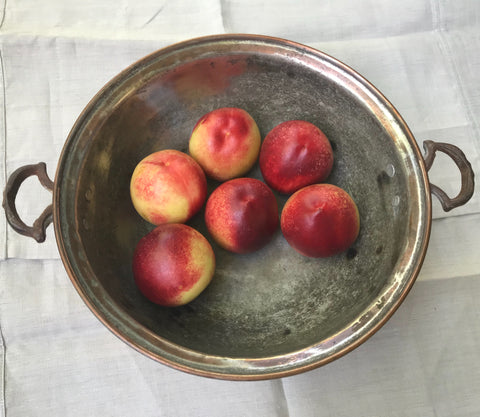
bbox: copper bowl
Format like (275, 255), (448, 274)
(3, 34), (474, 380)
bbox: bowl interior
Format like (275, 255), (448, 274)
(55, 36), (429, 377)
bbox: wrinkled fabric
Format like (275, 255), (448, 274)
(0, 1), (479, 416)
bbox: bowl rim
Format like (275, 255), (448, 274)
(52, 33), (432, 380)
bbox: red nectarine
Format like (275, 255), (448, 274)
(259, 120), (334, 194)
(132, 223), (215, 307)
(281, 184), (360, 258)
(205, 178), (279, 254)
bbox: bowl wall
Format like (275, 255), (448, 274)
(54, 35), (430, 378)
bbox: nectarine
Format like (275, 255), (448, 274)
(189, 107), (261, 181)
(281, 184), (360, 258)
(130, 149), (207, 225)
(205, 178), (278, 254)
(259, 120), (333, 194)
(132, 223), (215, 307)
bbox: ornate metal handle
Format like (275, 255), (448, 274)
(423, 140), (475, 212)
(2, 162), (54, 242)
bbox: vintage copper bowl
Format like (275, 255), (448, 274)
(3, 34), (474, 380)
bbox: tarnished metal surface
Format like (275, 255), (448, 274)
(423, 140), (475, 212)
(2, 162), (54, 242)
(52, 34), (435, 379)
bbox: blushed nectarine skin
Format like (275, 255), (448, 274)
(189, 107), (261, 181)
(205, 178), (279, 254)
(281, 184), (360, 258)
(133, 224), (215, 307)
(259, 120), (334, 194)
(130, 149), (207, 225)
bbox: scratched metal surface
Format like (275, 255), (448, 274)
(53, 35), (429, 379)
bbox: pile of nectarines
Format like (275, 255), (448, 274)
(130, 107), (360, 306)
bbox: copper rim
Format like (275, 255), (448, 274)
(52, 34), (433, 380)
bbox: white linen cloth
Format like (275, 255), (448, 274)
(0, 0), (479, 415)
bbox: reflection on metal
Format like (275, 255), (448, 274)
(3, 34), (474, 380)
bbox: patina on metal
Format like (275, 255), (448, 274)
(423, 140), (474, 212)
(2, 162), (53, 242)
(2, 34), (475, 380)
